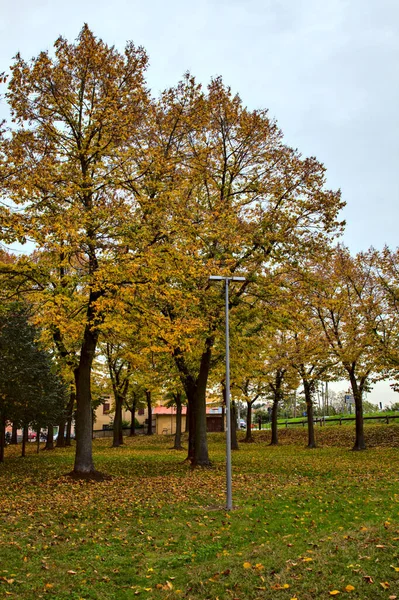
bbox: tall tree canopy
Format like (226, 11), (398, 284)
(0, 26), (345, 472)
(0, 26), (151, 474)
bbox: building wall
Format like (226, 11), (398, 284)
(155, 414), (186, 435)
(94, 400), (147, 430)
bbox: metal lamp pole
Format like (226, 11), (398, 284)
(209, 275), (245, 511)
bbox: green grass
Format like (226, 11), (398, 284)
(269, 411), (399, 430)
(1, 426), (399, 599)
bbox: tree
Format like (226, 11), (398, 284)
(0, 27), (150, 474)
(125, 384), (145, 436)
(372, 247), (399, 386)
(136, 75), (344, 465)
(0, 29), (344, 472)
(0, 303), (67, 461)
(165, 390), (186, 450)
(105, 342), (132, 447)
(307, 247), (385, 450)
(286, 294), (337, 448)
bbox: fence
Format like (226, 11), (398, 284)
(93, 427), (147, 439)
(274, 414), (399, 429)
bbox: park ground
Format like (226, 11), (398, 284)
(0, 426), (399, 600)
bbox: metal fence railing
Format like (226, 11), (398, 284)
(93, 427), (146, 438)
(273, 414), (399, 428)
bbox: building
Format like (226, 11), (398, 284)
(94, 400), (224, 434)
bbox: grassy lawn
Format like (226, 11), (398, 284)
(1, 426), (399, 600)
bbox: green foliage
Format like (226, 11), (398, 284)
(0, 303), (67, 427)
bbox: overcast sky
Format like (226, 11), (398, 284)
(0, 0), (398, 404)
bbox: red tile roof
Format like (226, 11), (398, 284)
(152, 406), (187, 415)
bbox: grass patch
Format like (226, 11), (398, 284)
(1, 426), (399, 599)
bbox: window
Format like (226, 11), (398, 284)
(103, 403), (110, 414)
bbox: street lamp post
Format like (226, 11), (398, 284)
(209, 275), (245, 511)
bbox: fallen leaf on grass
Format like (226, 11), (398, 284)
(329, 591), (340, 596)
(345, 585), (355, 592)
(243, 562), (251, 569)
(380, 582), (390, 590)
(363, 576), (374, 584)
(271, 583), (290, 590)
(67, 570), (77, 575)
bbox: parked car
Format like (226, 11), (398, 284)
(239, 419), (246, 429)
(28, 432), (37, 442)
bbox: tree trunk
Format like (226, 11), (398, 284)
(73, 324), (98, 474)
(270, 371), (284, 446)
(192, 343), (213, 466)
(173, 339), (213, 466)
(45, 425), (55, 450)
(11, 422), (18, 444)
(56, 417), (66, 448)
(187, 393), (195, 461)
(173, 393), (183, 450)
(21, 426), (28, 457)
(112, 393), (124, 447)
(349, 372), (366, 450)
(175, 371), (195, 461)
(65, 389), (75, 447)
(0, 411), (5, 463)
(230, 401), (239, 450)
(303, 379), (316, 449)
(270, 397), (279, 445)
(36, 425), (41, 454)
(245, 401), (254, 442)
(129, 399), (137, 436)
(146, 390), (153, 435)
(221, 404), (225, 433)
(185, 402), (189, 433)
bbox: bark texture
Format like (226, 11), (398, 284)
(173, 339), (213, 466)
(173, 392), (183, 450)
(146, 390), (153, 435)
(230, 401), (239, 451)
(73, 320), (98, 474)
(349, 371), (366, 450)
(303, 379), (316, 449)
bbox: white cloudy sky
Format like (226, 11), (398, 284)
(0, 0), (398, 405)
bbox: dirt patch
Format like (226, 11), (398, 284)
(65, 469), (112, 482)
